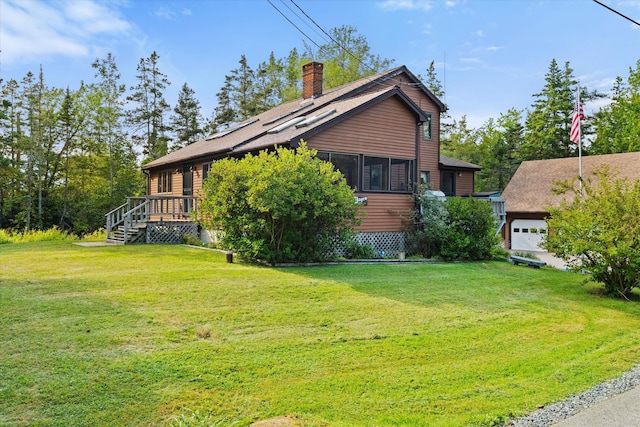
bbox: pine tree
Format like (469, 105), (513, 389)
(170, 83), (204, 150)
(126, 51), (171, 161)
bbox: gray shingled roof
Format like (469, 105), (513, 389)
(143, 65), (444, 170)
(502, 152), (640, 213)
(439, 154), (482, 170)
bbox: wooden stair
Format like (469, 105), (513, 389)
(106, 224), (147, 244)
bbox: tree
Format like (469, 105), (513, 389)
(198, 143), (361, 263)
(420, 60), (444, 98)
(126, 51), (171, 161)
(303, 25), (394, 89)
(475, 109), (524, 192)
(169, 82), (204, 149)
(91, 53), (129, 208)
(544, 166), (640, 297)
(522, 59), (602, 161)
(591, 60), (640, 154)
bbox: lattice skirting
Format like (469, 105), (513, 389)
(146, 221), (198, 244)
(353, 232), (408, 257)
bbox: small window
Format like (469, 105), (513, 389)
(202, 162), (212, 181)
(539, 229), (547, 234)
(158, 170), (172, 193)
(420, 171), (430, 185)
(423, 113), (432, 140)
(513, 228), (520, 233)
(522, 228), (529, 233)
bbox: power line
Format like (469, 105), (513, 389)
(592, 0), (640, 26)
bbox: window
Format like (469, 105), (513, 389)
(390, 159), (412, 191)
(317, 151), (358, 189)
(158, 170), (172, 193)
(202, 162), (212, 181)
(364, 156), (389, 191)
(423, 113), (432, 140)
(420, 171), (431, 185)
(319, 152), (413, 193)
(364, 156), (413, 192)
(513, 228), (520, 233)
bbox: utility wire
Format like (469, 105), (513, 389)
(592, 0), (640, 26)
(278, 0), (332, 47)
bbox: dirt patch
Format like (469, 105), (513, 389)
(251, 416), (300, 427)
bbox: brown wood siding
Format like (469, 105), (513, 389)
(355, 193), (414, 232)
(308, 96), (417, 158)
(193, 161), (204, 196)
(420, 134), (440, 190)
(455, 171), (475, 195)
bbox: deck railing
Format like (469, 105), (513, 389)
(106, 195), (198, 242)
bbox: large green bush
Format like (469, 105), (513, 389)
(407, 192), (501, 261)
(198, 143), (361, 263)
(545, 167), (640, 297)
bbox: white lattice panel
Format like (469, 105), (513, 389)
(147, 222), (197, 244)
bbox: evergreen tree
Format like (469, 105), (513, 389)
(126, 51), (171, 161)
(522, 59), (602, 160)
(213, 75), (237, 130)
(91, 53), (128, 208)
(421, 60), (444, 98)
(169, 82), (204, 150)
(591, 60), (640, 154)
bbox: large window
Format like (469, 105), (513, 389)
(318, 152), (413, 193)
(158, 170), (172, 193)
(364, 156), (388, 191)
(364, 156), (413, 192)
(317, 151), (359, 189)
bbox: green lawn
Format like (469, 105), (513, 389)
(1, 242), (640, 427)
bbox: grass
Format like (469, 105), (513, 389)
(1, 242), (640, 426)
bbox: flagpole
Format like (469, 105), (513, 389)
(577, 86), (583, 196)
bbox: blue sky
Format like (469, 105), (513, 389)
(1, 0), (639, 128)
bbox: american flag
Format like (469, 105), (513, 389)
(570, 96), (584, 144)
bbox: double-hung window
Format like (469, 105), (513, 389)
(158, 170), (172, 193)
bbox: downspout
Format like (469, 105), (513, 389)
(415, 121), (421, 192)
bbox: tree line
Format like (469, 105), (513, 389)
(1, 23), (638, 235)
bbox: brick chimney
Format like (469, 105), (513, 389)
(302, 62), (323, 99)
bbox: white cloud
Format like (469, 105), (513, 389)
(182, 8), (192, 16)
(155, 6), (176, 20)
(473, 30), (484, 37)
(460, 57), (482, 63)
(377, 0), (433, 11)
(0, 0), (131, 64)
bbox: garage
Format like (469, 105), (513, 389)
(510, 219), (548, 252)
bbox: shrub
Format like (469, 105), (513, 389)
(0, 226), (76, 244)
(344, 240), (376, 259)
(407, 193), (501, 261)
(198, 143), (361, 263)
(545, 167), (640, 297)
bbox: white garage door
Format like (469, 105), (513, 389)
(511, 219), (548, 252)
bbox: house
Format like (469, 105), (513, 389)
(501, 151), (640, 251)
(106, 62), (482, 253)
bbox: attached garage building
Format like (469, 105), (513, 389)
(502, 152), (640, 252)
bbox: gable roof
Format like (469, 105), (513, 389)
(502, 152), (640, 213)
(143, 65), (444, 170)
